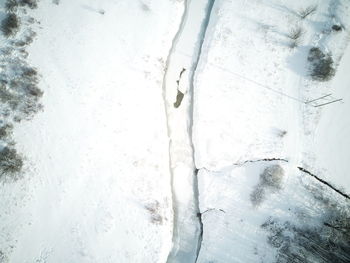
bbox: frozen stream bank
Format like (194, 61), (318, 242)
(163, 0), (215, 262)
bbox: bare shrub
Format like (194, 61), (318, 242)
(250, 165), (285, 206)
(0, 250), (7, 262)
(277, 130), (287, 138)
(14, 40), (27, 47)
(262, 211), (350, 262)
(261, 178), (350, 263)
(5, 0), (19, 12)
(298, 5), (317, 19)
(287, 27), (303, 48)
(250, 185), (266, 207)
(140, 2), (151, 12)
(287, 27), (303, 40)
(307, 47), (335, 81)
(5, 0), (38, 11)
(0, 83), (16, 103)
(1, 13), (20, 37)
(260, 165), (285, 190)
(21, 67), (39, 83)
(145, 201), (163, 224)
(332, 25), (342, 32)
(0, 147), (23, 177)
(23, 30), (37, 46)
(19, 0), (38, 9)
(0, 124), (13, 140)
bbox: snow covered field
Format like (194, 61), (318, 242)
(193, 0), (350, 262)
(0, 0), (184, 262)
(0, 0), (349, 262)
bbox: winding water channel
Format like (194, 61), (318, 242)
(162, 0), (216, 262)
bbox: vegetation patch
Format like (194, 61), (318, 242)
(1, 13), (20, 37)
(262, 208), (350, 262)
(0, 147), (23, 178)
(298, 5), (317, 19)
(5, 0), (38, 11)
(307, 47), (335, 81)
(262, 174), (350, 263)
(0, 0), (41, 180)
(250, 165), (285, 206)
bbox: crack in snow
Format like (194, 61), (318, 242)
(199, 158), (289, 173)
(190, 1), (216, 262)
(298, 167), (350, 200)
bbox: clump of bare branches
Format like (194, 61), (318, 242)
(0, 124), (13, 140)
(0, 0), (42, 181)
(19, 0), (38, 9)
(298, 5), (317, 19)
(287, 27), (304, 48)
(0, 147), (23, 178)
(250, 165), (285, 206)
(261, 192), (350, 263)
(145, 201), (163, 224)
(5, 0), (19, 12)
(1, 13), (20, 37)
(287, 27), (303, 40)
(5, 0), (38, 12)
(308, 47), (335, 81)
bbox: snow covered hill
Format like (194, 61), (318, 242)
(0, 0), (349, 262)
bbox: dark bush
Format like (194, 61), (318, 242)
(308, 47), (335, 81)
(5, 0), (38, 12)
(332, 25), (342, 31)
(1, 13), (20, 37)
(261, 179), (350, 263)
(5, 0), (18, 12)
(14, 40), (27, 47)
(262, 215), (350, 263)
(19, 0), (38, 9)
(22, 67), (38, 79)
(0, 83), (16, 103)
(0, 124), (13, 140)
(0, 147), (23, 176)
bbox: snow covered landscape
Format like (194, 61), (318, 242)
(0, 0), (349, 262)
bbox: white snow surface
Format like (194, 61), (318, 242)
(193, 0), (350, 262)
(194, 0), (350, 190)
(0, 0), (184, 262)
(307, 44), (350, 194)
(0, 0), (349, 262)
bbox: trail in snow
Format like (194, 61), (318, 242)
(162, 0), (215, 262)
